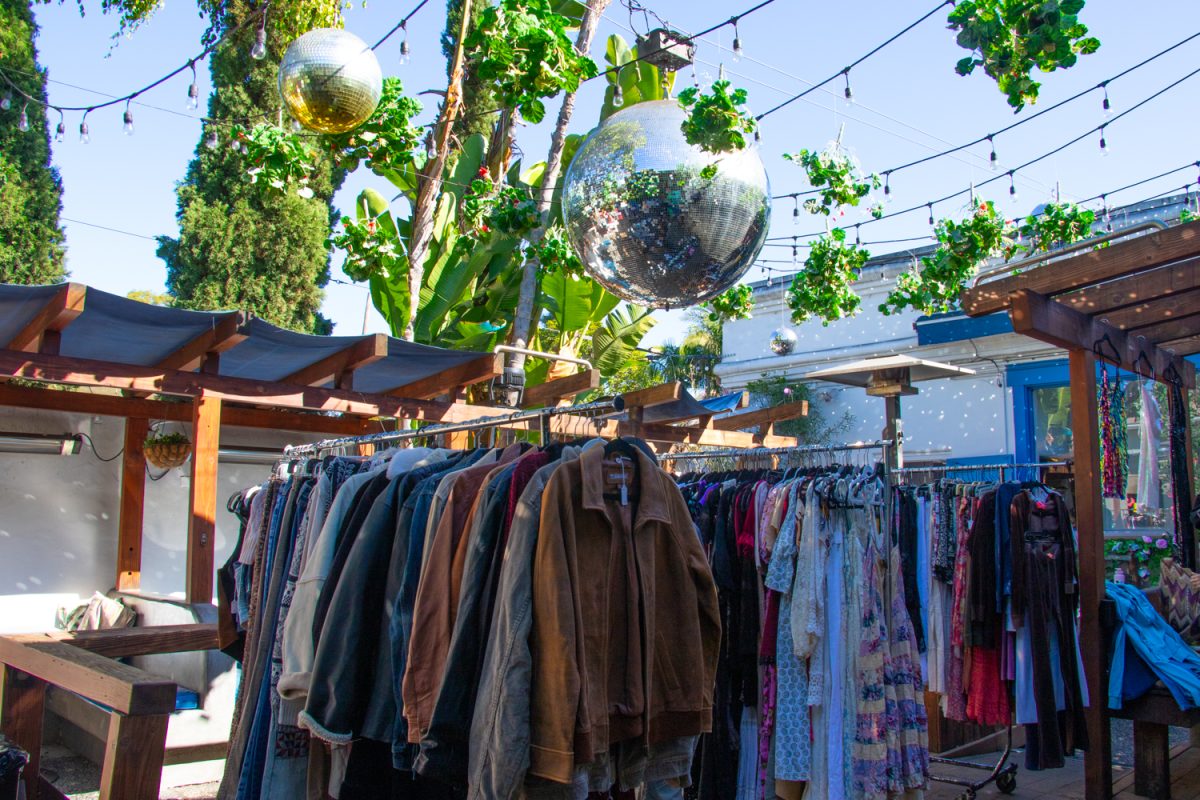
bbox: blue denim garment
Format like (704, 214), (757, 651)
(1107, 580), (1200, 710)
(994, 482), (1021, 607)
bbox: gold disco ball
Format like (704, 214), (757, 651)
(278, 28), (383, 134)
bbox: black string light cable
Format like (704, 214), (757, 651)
(772, 64), (1200, 242)
(753, 0), (953, 121)
(767, 28), (1200, 203)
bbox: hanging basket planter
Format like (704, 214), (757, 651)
(144, 432), (192, 470)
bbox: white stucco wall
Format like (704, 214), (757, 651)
(0, 406), (314, 631)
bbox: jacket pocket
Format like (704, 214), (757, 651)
(654, 631), (683, 704)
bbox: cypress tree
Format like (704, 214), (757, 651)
(0, 0), (66, 285)
(158, 0), (344, 334)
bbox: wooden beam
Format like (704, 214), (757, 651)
(1, 665), (46, 800)
(0, 383), (382, 436)
(961, 221), (1200, 316)
(521, 369), (600, 407)
(0, 638), (176, 716)
(156, 311), (248, 372)
(621, 381), (684, 410)
(1133, 314), (1200, 348)
(546, 415), (800, 449)
(117, 417), (149, 592)
(7, 283), (87, 354)
(713, 400), (809, 431)
(0, 349), (522, 424)
(385, 353), (503, 400)
(187, 395), (220, 603)
(9, 624), (219, 659)
(1159, 335), (1200, 356)
(99, 712), (169, 800)
(281, 333), (389, 389)
(1009, 289), (1196, 388)
(1068, 348), (1113, 799)
(1095, 281), (1200, 330)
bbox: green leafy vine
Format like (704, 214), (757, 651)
(677, 79), (757, 179)
(784, 145), (881, 217)
(701, 284), (754, 322)
(949, 0), (1101, 111)
(787, 228), (869, 325)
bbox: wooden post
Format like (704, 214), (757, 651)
(884, 394), (904, 470)
(186, 395), (221, 604)
(116, 417), (149, 591)
(1, 665), (47, 800)
(99, 713), (169, 800)
(1172, 385), (1197, 568)
(1070, 347), (1113, 799)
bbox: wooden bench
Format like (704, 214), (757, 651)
(0, 623), (219, 800)
(1102, 593), (1200, 799)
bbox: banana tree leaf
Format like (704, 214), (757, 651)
(590, 304), (657, 375)
(549, 133), (585, 221)
(521, 160), (547, 191)
(414, 243), (495, 341)
(369, 269), (411, 339)
(540, 270), (596, 334)
(590, 282), (621, 323)
(447, 134), (488, 202)
(376, 163), (420, 199)
(549, 0), (585, 23)
(359, 188), (390, 217)
(431, 192), (457, 245)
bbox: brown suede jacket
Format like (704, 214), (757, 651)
(529, 444), (721, 784)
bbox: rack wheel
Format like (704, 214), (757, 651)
(958, 791), (976, 800)
(996, 771), (1017, 794)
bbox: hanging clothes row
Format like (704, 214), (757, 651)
(891, 463), (1089, 773)
(668, 442), (931, 800)
(218, 424), (721, 800)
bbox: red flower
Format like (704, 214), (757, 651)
(477, 167), (489, 178)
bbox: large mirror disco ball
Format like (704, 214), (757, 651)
(561, 100), (771, 308)
(279, 28), (383, 134)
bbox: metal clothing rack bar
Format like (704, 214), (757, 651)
(282, 396), (625, 458)
(891, 460), (1072, 483)
(658, 439), (893, 461)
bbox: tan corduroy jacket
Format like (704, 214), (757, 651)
(529, 444), (721, 784)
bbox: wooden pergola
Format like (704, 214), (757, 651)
(961, 220), (1200, 799)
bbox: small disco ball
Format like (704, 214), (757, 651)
(561, 99), (771, 309)
(278, 28), (383, 134)
(770, 327), (798, 356)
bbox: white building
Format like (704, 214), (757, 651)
(717, 193), (1197, 467)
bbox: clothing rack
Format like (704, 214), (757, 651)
(281, 397), (626, 458)
(891, 460), (1072, 483)
(657, 439), (894, 462)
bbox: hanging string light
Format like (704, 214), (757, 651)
(792, 195), (800, 223)
(187, 62), (200, 110)
(791, 236), (798, 263)
(1008, 171), (1018, 204)
(0, 92), (11, 111)
(17, 103), (29, 133)
(612, 65), (624, 107)
(250, 10), (269, 61)
(926, 202), (934, 227)
(854, 224), (862, 245)
(79, 111), (90, 144)
(842, 67), (854, 105)
(731, 18), (744, 63)
(883, 171), (892, 202)
(399, 21), (411, 65)
(204, 127), (220, 149)
(987, 134), (998, 170)
(1101, 194), (1112, 232)
(123, 100), (134, 135)
(1099, 124), (1110, 156)
(1102, 82), (1113, 117)
(54, 109), (65, 143)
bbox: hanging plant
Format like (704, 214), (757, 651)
(1013, 202), (1096, 256)
(784, 145), (881, 217)
(231, 124), (319, 198)
(324, 78), (423, 177)
(465, 0), (599, 124)
(948, 0), (1101, 111)
(144, 431), (191, 470)
(529, 222), (583, 277)
(677, 79), (757, 179)
(787, 228), (869, 325)
(880, 200), (1014, 315)
(701, 284), (754, 323)
(462, 171), (540, 240)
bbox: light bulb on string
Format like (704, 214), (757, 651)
(1008, 172), (1018, 205)
(1099, 125), (1109, 156)
(792, 195), (800, 223)
(204, 128), (220, 149)
(399, 22), (411, 65)
(612, 79), (624, 107)
(1102, 83), (1113, 117)
(842, 69), (854, 106)
(123, 101), (135, 136)
(854, 225), (862, 246)
(690, 60), (699, 89)
(927, 203), (935, 228)
(250, 24), (268, 61)
(54, 109), (65, 143)
(987, 135), (998, 171)
(792, 238), (798, 264)
(79, 111), (90, 144)
(17, 104), (29, 133)
(187, 62), (200, 110)
(883, 172), (892, 203)
(731, 19), (743, 63)
(0, 93), (11, 111)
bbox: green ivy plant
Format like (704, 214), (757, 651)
(326, 189), (406, 284)
(701, 284), (754, 322)
(880, 201), (1014, 315)
(949, 0), (1101, 111)
(528, 222), (583, 277)
(465, 0), (598, 124)
(787, 228), (869, 325)
(677, 80), (757, 179)
(231, 123), (319, 197)
(462, 171), (541, 240)
(1013, 201), (1096, 257)
(784, 146), (882, 217)
(1182, 208), (1198, 224)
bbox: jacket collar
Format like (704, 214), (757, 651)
(579, 443), (672, 527)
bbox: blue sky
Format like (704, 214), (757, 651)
(25, 0), (1200, 345)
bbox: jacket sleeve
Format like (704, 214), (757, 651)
(669, 484), (722, 718)
(529, 469), (581, 784)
